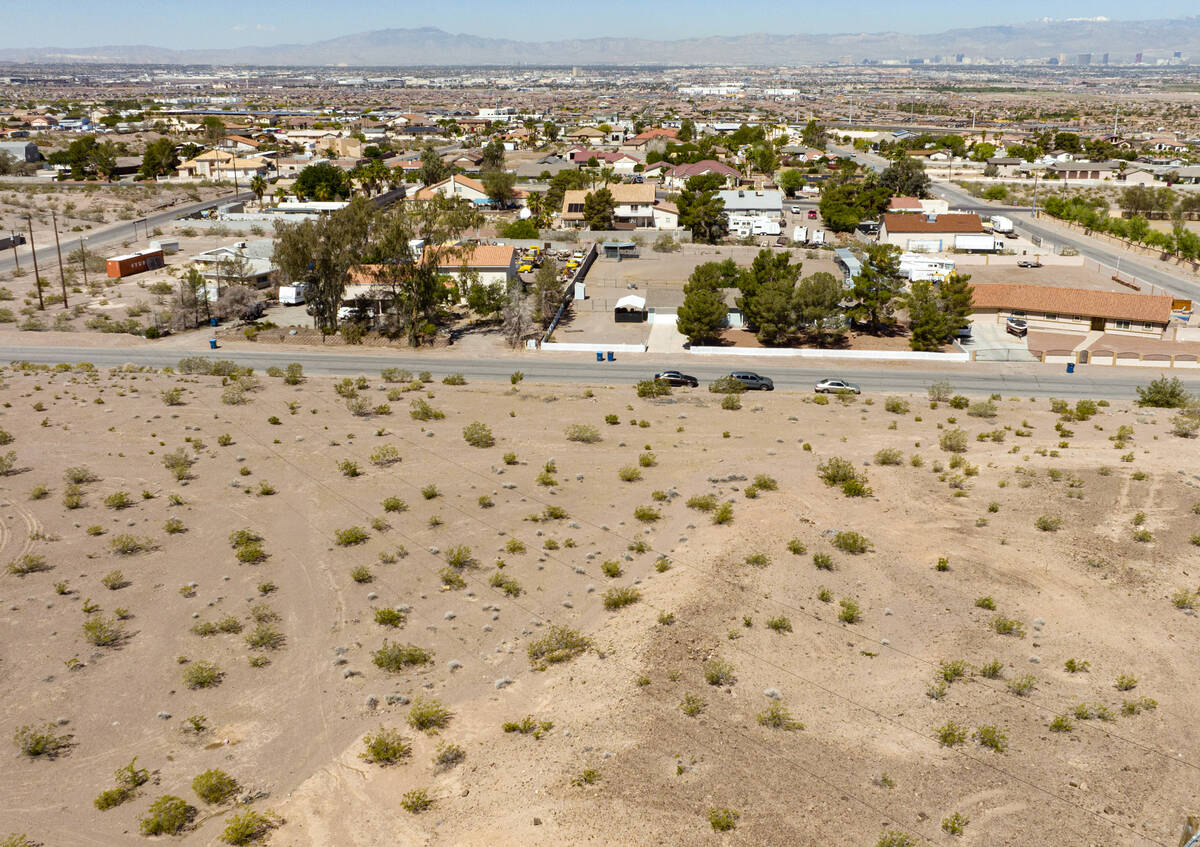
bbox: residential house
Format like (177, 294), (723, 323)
(189, 239), (278, 291)
(716, 188), (783, 219)
(969, 283), (1171, 337)
(176, 149), (270, 182)
(662, 160), (741, 189)
(559, 183), (677, 230)
(219, 135), (263, 154)
(28, 115), (58, 130)
(567, 149), (642, 173)
(878, 213), (984, 251)
(344, 244), (518, 311)
(621, 128), (678, 155)
(986, 157), (1025, 178)
(415, 173), (527, 207)
(904, 148), (952, 162)
(886, 196), (950, 215)
(565, 127), (605, 143)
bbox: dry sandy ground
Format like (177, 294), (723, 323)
(2, 363), (1199, 846)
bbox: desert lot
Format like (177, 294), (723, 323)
(1, 362), (1199, 846)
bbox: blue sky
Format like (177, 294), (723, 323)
(4, 1), (1196, 48)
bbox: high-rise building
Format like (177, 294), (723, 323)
(1101, 53), (1109, 65)
(1135, 51), (1144, 64)
(1057, 53), (1068, 66)
(1077, 53), (1092, 66)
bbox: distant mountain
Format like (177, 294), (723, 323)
(2, 19), (1200, 66)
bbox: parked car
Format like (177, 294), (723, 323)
(807, 209), (818, 219)
(729, 371), (774, 391)
(791, 205), (802, 214)
(814, 377), (861, 394)
(1016, 259), (1042, 268)
(1006, 318), (1028, 338)
(653, 370), (699, 388)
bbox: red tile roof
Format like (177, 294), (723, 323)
(969, 283), (1172, 324)
(882, 213), (983, 234)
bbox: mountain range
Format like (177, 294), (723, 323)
(1, 18), (1199, 67)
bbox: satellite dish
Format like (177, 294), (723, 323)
(518, 208), (532, 220)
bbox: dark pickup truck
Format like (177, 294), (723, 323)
(0, 233), (26, 250)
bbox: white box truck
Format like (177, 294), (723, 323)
(954, 234), (1001, 253)
(279, 283), (306, 305)
(792, 225), (808, 243)
(990, 215), (1014, 235)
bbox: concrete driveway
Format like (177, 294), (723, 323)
(960, 318), (1038, 362)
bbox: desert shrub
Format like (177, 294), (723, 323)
(235, 542), (267, 564)
(708, 808), (739, 832)
(817, 457), (857, 486)
(603, 586), (641, 610)
(991, 616), (1025, 637)
(374, 608), (406, 628)
(503, 715), (555, 737)
(369, 444), (401, 466)
(639, 451), (657, 468)
(633, 505), (661, 522)
(373, 641), (431, 671)
(703, 658), (736, 686)
(1115, 673), (1138, 691)
(7, 553), (49, 576)
(832, 531), (872, 554)
(949, 395), (969, 409)
(246, 623), (285, 650)
(382, 367), (411, 383)
(708, 375), (745, 394)
(967, 400), (997, 418)
(720, 393), (742, 411)
(874, 447), (903, 465)
(680, 693), (706, 716)
(636, 378), (671, 398)
(192, 769), (239, 804)
(139, 795), (195, 836)
(1049, 714), (1074, 732)
(361, 727), (411, 764)
(421, 483), (440, 499)
(1136, 375), (1191, 408)
(786, 538), (807, 555)
(183, 661), (223, 689)
(939, 428), (968, 453)
(618, 465), (642, 482)
(686, 493), (718, 511)
(101, 570), (128, 590)
(744, 552), (770, 568)
(382, 496), (407, 513)
(942, 811), (969, 836)
(936, 721), (968, 746)
(973, 725), (1008, 752)
(409, 398), (444, 420)
(1007, 673), (1037, 696)
(220, 810), (277, 846)
(1034, 514), (1063, 532)
(600, 559), (623, 578)
(103, 490), (133, 510)
(462, 421), (495, 447)
(812, 551), (834, 570)
(527, 625), (591, 669)
(408, 697), (452, 731)
(13, 723), (71, 758)
(489, 571), (522, 596)
(164, 517), (186, 534)
(974, 596), (996, 610)
(82, 616), (124, 647)
(442, 372), (466, 385)
(335, 526), (370, 546)
(565, 423), (601, 443)
(928, 380), (953, 402)
(765, 616), (793, 633)
(838, 599), (862, 624)
(400, 788), (434, 813)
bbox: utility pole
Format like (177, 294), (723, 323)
(51, 211), (68, 308)
(8, 232), (18, 272)
(79, 237), (89, 290)
(26, 216), (43, 310)
(1032, 172), (1039, 218)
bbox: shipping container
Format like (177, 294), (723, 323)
(106, 248), (164, 279)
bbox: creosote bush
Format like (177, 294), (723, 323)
(603, 585), (641, 610)
(14, 723), (71, 758)
(408, 697), (452, 732)
(565, 423), (601, 443)
(462, 421), (495, 448)
(373, 641), (431, 671)
(361, 727), (411, 765)
(527, 625), (591, 669)
(192, 769), (239, 804)
(220, 810), (278, 846)
(139, 795), (196, 836)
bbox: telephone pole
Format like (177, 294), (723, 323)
(79, 236), (89, 290)
(26, 216), (43, 310)
(8, 232), (18, 272)
(51, 211), (68, 308)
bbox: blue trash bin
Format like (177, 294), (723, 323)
(209, 338), (218, 350)
(607, 351), (615, 362)
(210, 317), (218, 327)
(1066, 362), (1075, 374)
(596, 351), (603, 362)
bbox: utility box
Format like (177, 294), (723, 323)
(574, 281), (586, 300)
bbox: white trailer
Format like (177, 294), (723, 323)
(899, 253), (956, 282)
(730, 215), (781, 237)
(954, 234), (1001, 253)
(279, 283), (306, 305)
(990, 215), (1014, 234)
(810, 229), (826, 246)
(792, 225), (808, 243)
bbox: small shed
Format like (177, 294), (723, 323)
(601, 241), (639, 260)
(614, 294), (647, 323)
(834, 248), (862, 288)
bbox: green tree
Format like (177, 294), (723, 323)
(905, 280), (946, 351)
(879, 156), (930, 197)
(294, 163), (351, 201)
(545, 169), (589, 214)
(482, 169), (517, 208)
(749, 145), (778, 177)
(543, 121), (559, 142)
(418, 144), (449, 187)
(466, 281), (506, 319)
(201, 116), (226, 143)
(801, 119), (827, 150)
(794, 271), (845, 345)
(583, 188), (615, 230)
(139, 138), (179, 179)
(272, 198), (374, 335)
(970, 142), (997, 162)
(677, 118), (695, 142)
(249, 174), (268, 207)
(530, 263), (560, 327)
(502, 218), (539, 239)
(676, 265), (730, 344)
(678, 174), (729, 244)
(481, 139), (506, 172)
(777, 168), (805, 197)
(737, 249), (801, 345)
(848, 243), (903, 334)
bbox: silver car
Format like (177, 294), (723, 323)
(815, 377), (861, 394)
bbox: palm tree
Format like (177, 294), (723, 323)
(250, 174), (267, 208)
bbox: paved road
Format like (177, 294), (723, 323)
(828, 144), (1200, 302)
(0, 190), (254, 274)
(2, 344), (1194, 401)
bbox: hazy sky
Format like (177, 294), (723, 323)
(3, 1), (1196, 48)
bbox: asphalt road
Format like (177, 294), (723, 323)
(0, 190), (254, 274)
(2, 344), (1194, 401)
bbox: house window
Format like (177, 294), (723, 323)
(1112, 320), (1131, 330)
(566, 203), (584, 213)
(1012, 310), (1027, 317)
(1143, 322), (1155, 330)
(1072, 315), (1082, 321)
(1044, 313), (1057, 321)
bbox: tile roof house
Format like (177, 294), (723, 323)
(346, 244), (518, 300)
(622, 128), (678, 154)
(559, 183), (677, 230)
(970, 283), (1172, 336)
(415, 173), (527, 206)
(662, 160), (741, 189)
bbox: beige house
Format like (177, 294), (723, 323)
(970, 283), (1172, 337)
(176, 149), (270, 182)
(559, 183), (678, 230)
